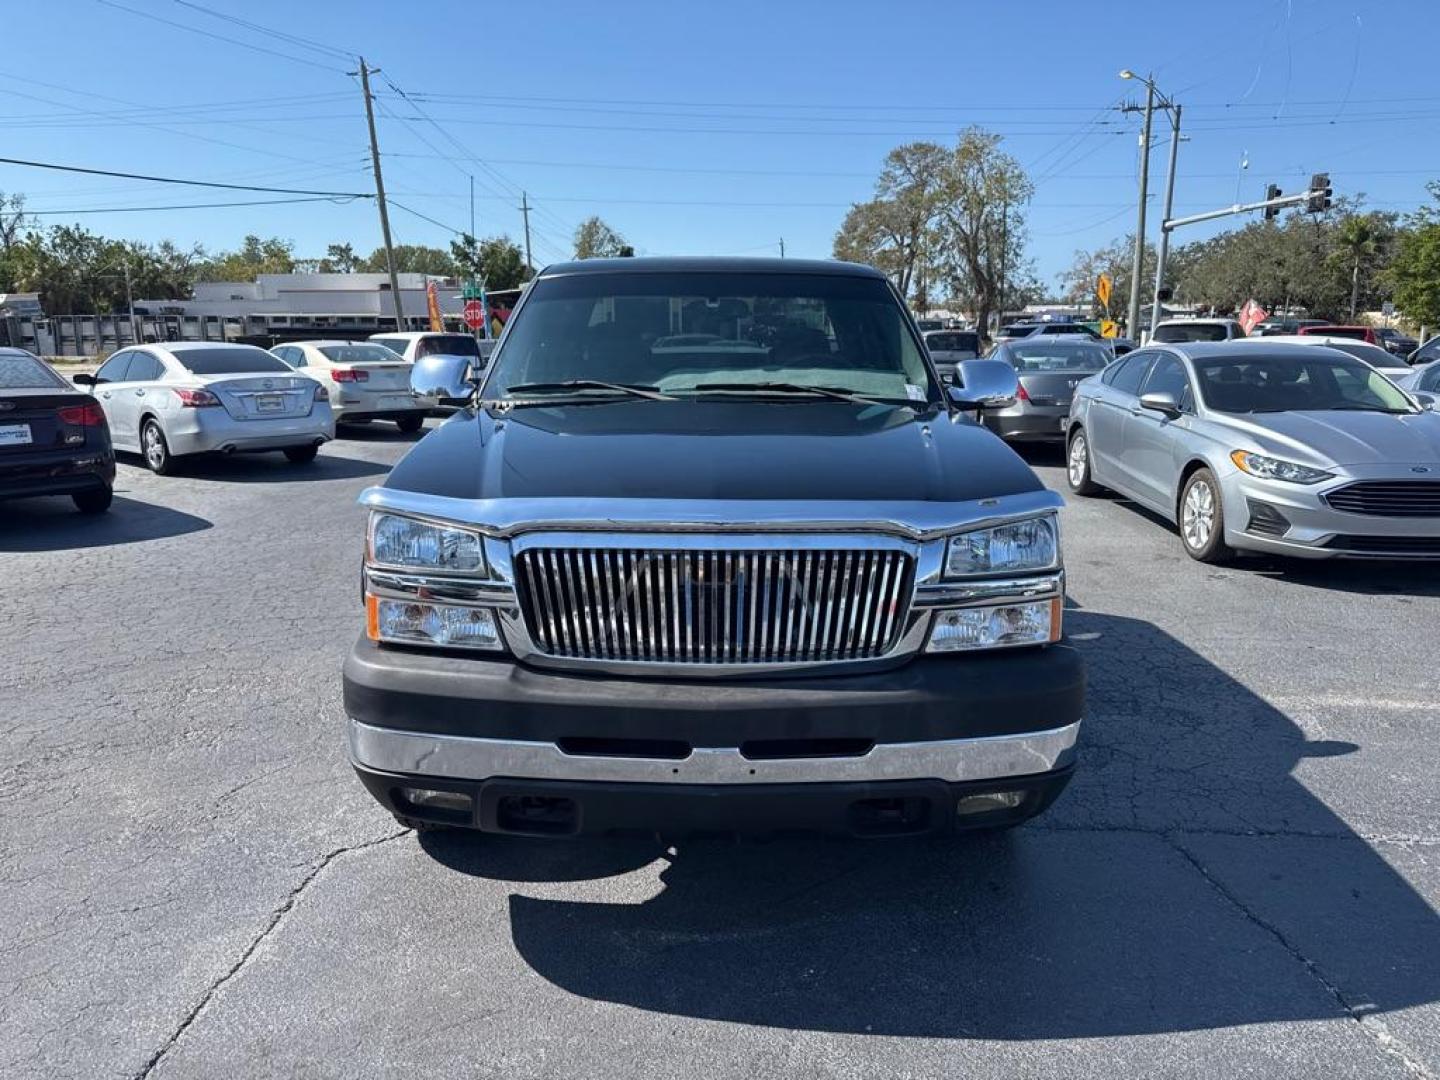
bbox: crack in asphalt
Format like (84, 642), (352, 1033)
(1166, 833), (1436, 1080)
(131, 828), (409, 1080)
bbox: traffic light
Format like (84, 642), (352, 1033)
(1307, 172), (1332, 213)
(1263, 184), (1282, 221)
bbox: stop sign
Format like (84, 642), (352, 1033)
(462, 299), (485, 330)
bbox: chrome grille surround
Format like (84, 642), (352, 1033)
(514, 542), (915, 665)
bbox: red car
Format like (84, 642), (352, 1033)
(1296, 324), (1378, 344)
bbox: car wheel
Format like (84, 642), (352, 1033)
(141, 419), (173, 475)
(1179, 468), (1234, 564)
(72, 486), (113, 514)
(1066, 428), (1102, 496)
(395, 414), (424, 434)
(284, 445), (319, 464)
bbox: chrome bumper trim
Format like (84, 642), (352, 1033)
(348, 718), (1081, 785)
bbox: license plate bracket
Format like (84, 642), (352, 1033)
(0, 423), (33, 446)
(256, 394), (284, 412)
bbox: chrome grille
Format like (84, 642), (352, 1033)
(515, 546), (914, 664)
(1325, 481), (1440, 518)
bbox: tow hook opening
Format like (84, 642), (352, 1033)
(848, 796), (932, 836)
(495, 794), (579, 836)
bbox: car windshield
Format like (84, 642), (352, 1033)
(1193, 353), (1415, 414)
(1308, 326), (1368, 340)
(926, 332), (979, 356)
(0, 352), (64, 389)
(996, 325), (1033, 338)
(172, 348), (292, 375)
(318, 344), (404, 364)
(1153, 323), (1231, 343)
(486, 271), (935, 404)
(1006, 341), (1112, 372)
(1324, 341), (1405, 369)
(415, 334), (481, 359)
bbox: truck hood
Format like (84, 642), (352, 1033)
(382, 400), (1046, 504)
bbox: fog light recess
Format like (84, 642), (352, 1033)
(400, 787), (473, 814)
(956, 790), (1025, 816)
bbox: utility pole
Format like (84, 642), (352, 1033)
(469, 175), (476, 241)
(122, 260), (135, 344)
(353, 57), (405, 332)
(1125, 78), (1155, 341)
(779, 237), (785, 258)
(997, 196), (1009, 338)
(519, 192), (533, 271)
(1149, 103), (1182, 337)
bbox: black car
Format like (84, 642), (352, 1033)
(1374, 326), (1418, 357)
(0, 348), (115, 513)
(344, 257), (1083, 839)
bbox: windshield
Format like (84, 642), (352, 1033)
(1153, 323), (1232, 343)
(1193, 353), (1415, 414)
(318, 344), (405, 364)
(486, 271), (935, 404)
(996, 325), (1033, 339)
(925, 332), (979, 357)
(1006, 341), (1112, 372)
(1324, 341), (1404, 368)
(172, 348), (292, 375)
(0, 352), (65, 389)
(415, 334), (481, 359)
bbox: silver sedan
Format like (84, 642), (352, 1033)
(76, 342), (334, 474)
(1065, 341), (1440, 562)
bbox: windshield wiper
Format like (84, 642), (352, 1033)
(1328, 403), (1411, 413)
(501, 379), (674, 401)
(685, 381), (905, 407)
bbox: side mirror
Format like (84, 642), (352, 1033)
(72, 373), (97, 386)
(949, 359), (1019, 410)
(411, 354), (474, 405)
(1139, 390), (1182, 418)
(1413, 391), (1436, 411)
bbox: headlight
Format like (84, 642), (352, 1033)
(369, 512), (486, 573)
(945, 515), (1058, 577)
(927, 600), (1061, 652)
(366, 597), (501, 651)
(1229, 450), (1333, 485)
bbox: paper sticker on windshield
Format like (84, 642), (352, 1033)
(905, 383), (925, 401)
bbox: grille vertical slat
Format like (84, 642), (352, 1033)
(516, 545), (913, 667)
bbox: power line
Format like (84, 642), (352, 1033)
(28, 195), (362, 216)
(0, 156), (372, 197)
(171, 0), (358, 62)
(94, 0), (350, 72)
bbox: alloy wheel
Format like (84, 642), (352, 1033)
(143, 424), (165, 470)
(1068, 434), (1088, 488)
(1182, 479), (1215, 550)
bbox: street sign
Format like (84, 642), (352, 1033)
(1096, 273), (1112, 310)
(1382, 301), (1396, 318)
(462, 280), (484, 300)
(462, 299), (485, 330)
(1099, 319), (1118, 339)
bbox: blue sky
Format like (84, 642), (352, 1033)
(4, 0), (1439, 289)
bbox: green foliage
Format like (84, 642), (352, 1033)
(573, 216), (628, 259)
(1058, 235), (1156, 320)
(359, 244), (456, 276)
(319, 243), (359, 273)
(195, 235), (296, 282)
(1388, 223), (1440, 329)
(449, 233), (531, 290)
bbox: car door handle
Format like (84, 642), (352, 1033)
(133, 389), (145, 397)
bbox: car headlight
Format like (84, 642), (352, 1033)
(927, 599), (1061, 652)
(369, 512), (486, 573)
(1229, 450), (1333, 485)
(945, 515), (1058, 577)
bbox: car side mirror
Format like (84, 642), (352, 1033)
(411, 354), (474, 405)
(72, 373), (97, 386)
(949, 359), (1019, 410)
(1139, 390), (1182, 418)
(1413, 391), (1436, 411)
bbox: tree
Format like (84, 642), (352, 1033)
(1057, 235), (1156, 321)
(360, 244), (455, 276)
(834, 142), (948, 303)
(319, 242), (359, 273)
(196, 235), (297, 282)
(449, 233), (531, 290)
(573, 216), (627, 259)
(931, 127), (1033, 335)
(1388, 223), (1440, 330)
(0, 192), (29, 255)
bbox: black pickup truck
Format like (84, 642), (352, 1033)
(344, 257), (1083, 838)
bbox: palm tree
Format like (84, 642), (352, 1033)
(1333, 216), (1377, 320)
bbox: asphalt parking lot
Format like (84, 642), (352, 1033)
(3, 425), (1438, 1079)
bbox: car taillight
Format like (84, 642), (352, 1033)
(1016, 384), (1031, 402)
(173, 388), (221, 408)
(332, 368), (369, 383)
(313, 383), (330, 401)
(56, 403), (106, 426)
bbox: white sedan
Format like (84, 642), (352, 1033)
(76, 342), (334, 474)
(271, 340), (426, 432)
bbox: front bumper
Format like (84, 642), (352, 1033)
(1224, 466), (1440, 559)
(344, 637), (1084, 835)
(0, 447), (114, 501)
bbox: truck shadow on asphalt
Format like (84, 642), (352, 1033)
(422, 610), (1440, 1040)
(0, 495), (211, 552)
